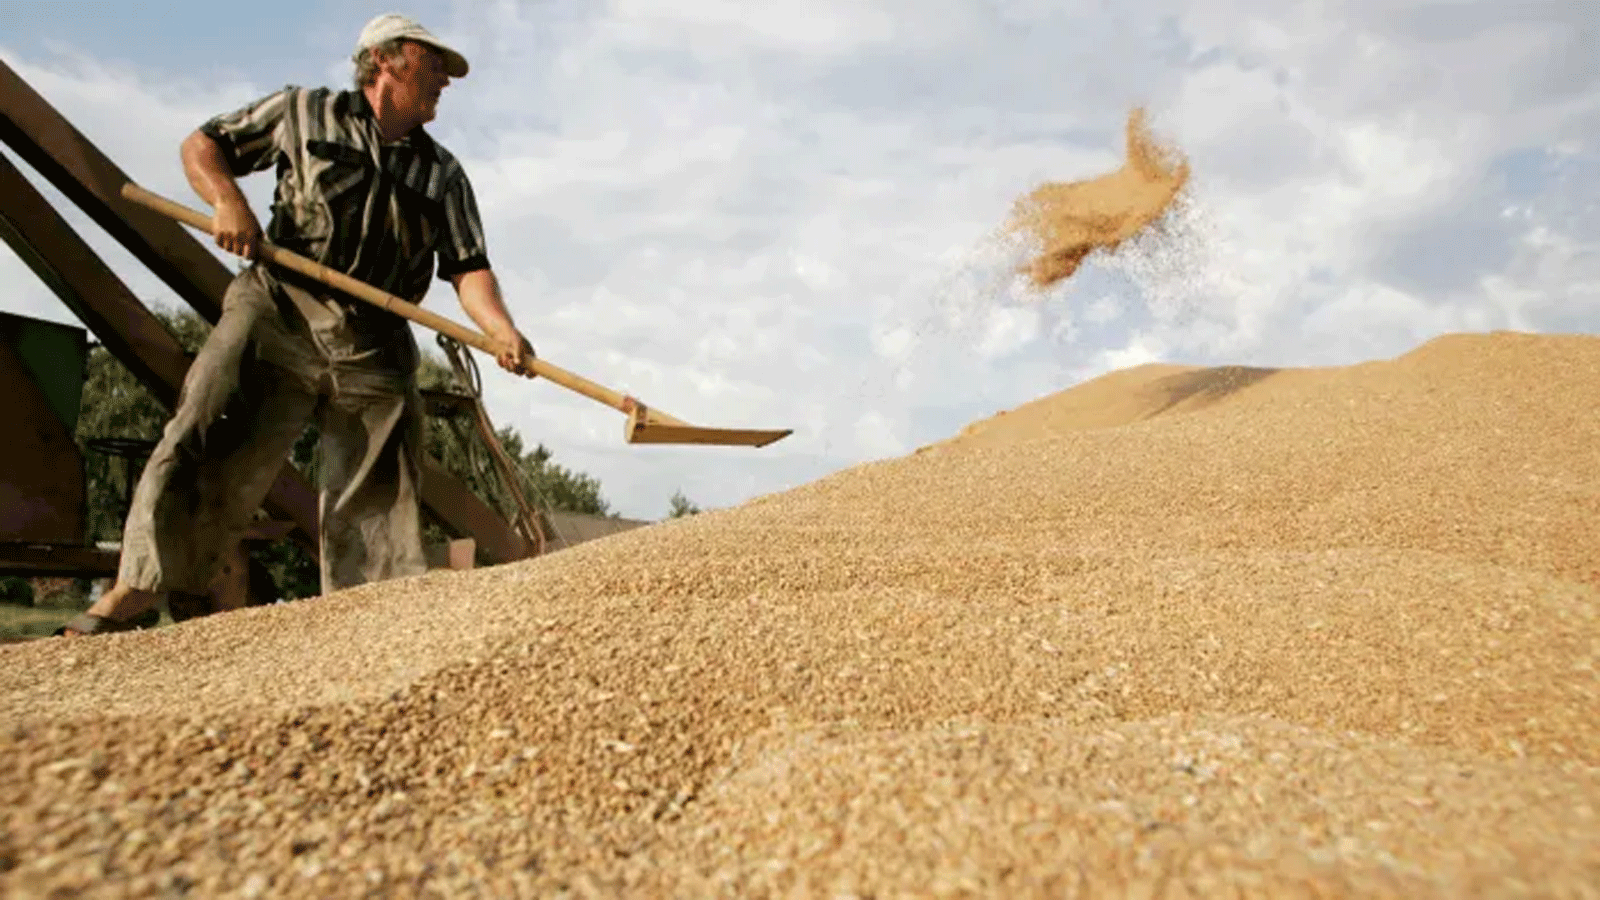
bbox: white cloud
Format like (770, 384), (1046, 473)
(604, 0), (907, 55)
(2, 0), (1597, 522)
(976, 306), (1041, 360)
(1102, 343), (1163, 373)
(853, 410), (904, 459)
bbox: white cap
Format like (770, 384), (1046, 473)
(355, 13), (469, 78)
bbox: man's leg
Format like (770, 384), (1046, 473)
(75, 375), (318, 628)
(316, 383), (429, 593)
(68, 268), (320, 632)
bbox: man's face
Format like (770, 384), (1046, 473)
(381, 41), (451, 123)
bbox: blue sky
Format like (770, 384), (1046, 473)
(2, 0), (420, 81)
(2, 2), (1597, 521)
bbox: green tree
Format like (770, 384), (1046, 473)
(75, 301), (614, 601)
(0, 576), (35, 606)
(667, 490), (701, 518)
(414, 348), (614, 555)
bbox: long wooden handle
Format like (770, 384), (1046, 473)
(120, 181), (650, 417)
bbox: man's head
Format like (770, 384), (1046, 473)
(352, 14), (469, 125)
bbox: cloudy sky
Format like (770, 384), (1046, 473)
(1, 1), (1596, 521)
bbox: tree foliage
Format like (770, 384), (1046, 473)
(75, 301), (614, 601)
(667, 490), (701, 518)
(415, 352), (612, 522)
(0, 576), (34, 606)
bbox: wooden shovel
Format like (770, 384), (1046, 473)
(121, 182), (792, 449)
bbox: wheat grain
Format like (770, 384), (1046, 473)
(1, 331), (1597, 897)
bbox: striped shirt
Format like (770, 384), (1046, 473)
(199, 85), (489, 303)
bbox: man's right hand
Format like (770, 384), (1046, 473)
(212, 197), (263, 260)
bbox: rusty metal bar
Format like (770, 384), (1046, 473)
(0, 152), (188, 406)
(0, 60), (231, 323)
(0, 543), (121, 578)
(0, 58), (533, 566)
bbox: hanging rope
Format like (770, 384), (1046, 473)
(434, 333), (564, 558)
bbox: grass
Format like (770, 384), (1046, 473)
(0, 603), (82, 642)
(0, 602), (178, 643)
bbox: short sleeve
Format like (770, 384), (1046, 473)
(435, 170), (491, 280)
(197, 86), (295, 176)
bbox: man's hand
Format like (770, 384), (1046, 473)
(453, 268), (537, 379)
(212, 196), (263, 260)
(183, 129), (262, 259)
(491, 328), (537, 377)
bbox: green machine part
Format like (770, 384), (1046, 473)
(1, 310), (88, 435)
(0, 309), (90, 547)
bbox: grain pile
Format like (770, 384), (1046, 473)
(1008, 107), (1191, 288)
(3, 330), (1599, 898)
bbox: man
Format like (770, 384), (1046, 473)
(58, 13), (534, 636)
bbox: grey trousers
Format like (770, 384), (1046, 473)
(117, 263), (429, 596)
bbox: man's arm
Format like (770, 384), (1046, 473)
(436, 168), (532, 377)
(451, 267), (536, 377)
(181, 130), (263, 260)
(180, 87), (290, 261)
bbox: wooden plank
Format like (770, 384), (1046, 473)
(420, 457), (529, 563)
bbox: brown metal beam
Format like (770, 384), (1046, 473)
(0, 152), (188, 407)
(0, 543), (121, 578)
(0, 59), (533, 565)
(419, 456), (528, 564)
(0, 60), (231, 323)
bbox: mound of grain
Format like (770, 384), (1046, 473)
(2, 330), (1597, 898)
(1007, 107), (1191, 288)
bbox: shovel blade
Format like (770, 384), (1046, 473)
(625, 420), (793, 448)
